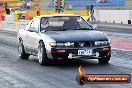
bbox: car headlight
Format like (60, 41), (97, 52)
(108, 39), (111, 44)
(49, 42), (56, 47)
(95, 41), (110, 45)
(49, 42), (74, 47)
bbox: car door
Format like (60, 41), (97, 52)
(22, 20), (33, 48)
(27, 18), (40, 54)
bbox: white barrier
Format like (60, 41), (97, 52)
(0, 20), (29, 32)
(95, 10), (132, 24)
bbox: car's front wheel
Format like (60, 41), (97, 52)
(98, 56), (110, 63)
(98, 51), (111, 64)
(38, 41), (50, 66)
(18, 39), (30, 59)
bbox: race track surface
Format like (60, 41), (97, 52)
(0, 24), (132, 88)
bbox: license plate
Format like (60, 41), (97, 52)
(78, 50), (93, 56)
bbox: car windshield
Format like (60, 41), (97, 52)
(40, 16), (93, 32)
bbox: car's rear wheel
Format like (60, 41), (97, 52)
(38, 41), (50, 66)
(18, 39), (30, 59)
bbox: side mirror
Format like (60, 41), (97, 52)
(28, 27), (38, 33)
(92, 24), (98, 29)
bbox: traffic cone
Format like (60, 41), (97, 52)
(55, 10), (57, 12)
(25, 10), (30, 20)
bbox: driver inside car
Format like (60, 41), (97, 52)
(40, 19), (49, 32)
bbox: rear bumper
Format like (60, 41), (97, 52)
(49, 45), (111, 59)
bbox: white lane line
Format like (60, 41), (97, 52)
(112, 48), (132, 52)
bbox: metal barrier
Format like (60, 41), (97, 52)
(95, 10), (132, 24)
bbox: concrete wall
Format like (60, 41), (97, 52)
(95, 10), (132, 24)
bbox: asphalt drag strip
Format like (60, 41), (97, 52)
(0, 30), (131, 88)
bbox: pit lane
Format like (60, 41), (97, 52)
(0, 24), (131, 88)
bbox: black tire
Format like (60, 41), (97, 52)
(18, 39), (30, 59)
(98, 57), (110, 64)
(38, 41), (50, 66)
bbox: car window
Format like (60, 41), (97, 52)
(40, 16), (92, 32)
(28, 18), (40, 32)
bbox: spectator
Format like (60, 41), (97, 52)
(90, 5), (93, 12)
(5, 6), (10, 15)
(0, 3), (5, 21)
(35, 4), (41, 16)
(89, 5), (96, 21)
(24, 2), (27, 9)
(91, 9), (96, 21)
(18, 1), (23, 9)
(27, 1), (31, 10)
(4, 3), (10, 15)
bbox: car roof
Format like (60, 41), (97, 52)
(34, 14), (80, 19)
